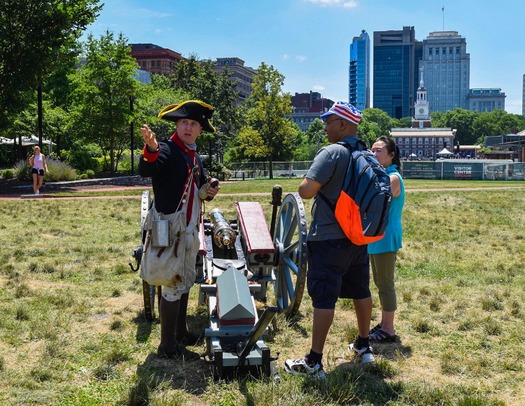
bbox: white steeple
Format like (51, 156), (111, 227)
(414, 67), (430, 121)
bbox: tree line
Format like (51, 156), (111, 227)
(1, 1), (524, 177)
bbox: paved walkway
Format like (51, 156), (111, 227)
(1, 177), (524, 201)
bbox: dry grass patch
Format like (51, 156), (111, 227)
(0, 184), (524, 405)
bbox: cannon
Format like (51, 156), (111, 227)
(130, 186), (308, 378)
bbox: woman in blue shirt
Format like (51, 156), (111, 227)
(368, 136), (404, 342)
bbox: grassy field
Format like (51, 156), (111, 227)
(1, 180), (524, 405)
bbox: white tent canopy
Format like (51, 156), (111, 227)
(0, 135), (55, 146)
(436, 148), (453, 156)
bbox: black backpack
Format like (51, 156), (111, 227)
(319, 139), (392, 245)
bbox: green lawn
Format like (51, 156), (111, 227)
(1, 180), (524, 405)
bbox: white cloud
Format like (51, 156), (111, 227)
(312, 85), (325, 91)
(283, 54), (307, 62)
(305, 0), (358, 8)
(128, 8), (172, 18)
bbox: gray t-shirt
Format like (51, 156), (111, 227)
(306, 136), (355, 241)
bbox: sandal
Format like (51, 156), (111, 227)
(369, 328), (396, 343)
(369, 323), (382, 335)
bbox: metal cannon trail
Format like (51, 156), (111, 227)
(130, 186), (308, 379)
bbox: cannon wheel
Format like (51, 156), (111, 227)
(273, 192), (308, 318)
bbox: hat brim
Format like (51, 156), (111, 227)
(320, 111), (334, 120)
(159, 100), (216, 133)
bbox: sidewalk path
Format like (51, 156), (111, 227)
(2, 185), (525, 201)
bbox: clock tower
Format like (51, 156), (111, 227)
(412, 67), (431, 129)
(414, 67), (430, 120)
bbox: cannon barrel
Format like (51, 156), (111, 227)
(209, 208), (237, 248)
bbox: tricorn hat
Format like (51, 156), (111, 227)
(158, 100), (215, 133)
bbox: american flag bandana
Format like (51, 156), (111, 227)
(321, 101), (362, 125)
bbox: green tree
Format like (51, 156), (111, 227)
(236, 62), (297, 178)
(12, 100), (68, 154)
(69, 31), (139, 176)
(300, 118), (327, 159)
(358, 108), (395, 147)
(172, 55), (241, 166)
(134, 74), (190, 142)
(0, 0), (101, 130)
(431, 108), (478, 145)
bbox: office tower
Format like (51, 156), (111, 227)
(373, 26), (422, 119)
(419, 31), (470, 113)
(213, 57), (256, 106)
(349, 30), (370, 111)
(468, 88), (506, 112)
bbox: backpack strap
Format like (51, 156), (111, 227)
(318, 138), (367, 211)
(338, 138), (367, 152)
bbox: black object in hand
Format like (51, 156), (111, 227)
(206, 178), (219, 201)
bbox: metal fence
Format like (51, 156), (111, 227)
(228, 161), (312, 180)
(227, 160), (525, 181)
(402, 160), (525, 180)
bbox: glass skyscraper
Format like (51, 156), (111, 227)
(349, 30), (370, 111)
(419, 31), (470, 113)
(373, 26), (422, 119)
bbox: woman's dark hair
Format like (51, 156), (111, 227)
(375, 136), (401, 170)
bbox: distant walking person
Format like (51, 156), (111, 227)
(368, 136), (405, 342)
(284, 101), (374, 380)
(28, 146), (48, 195)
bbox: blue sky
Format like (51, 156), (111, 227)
(84, 0), (525, 115)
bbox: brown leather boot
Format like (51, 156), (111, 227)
(157, 296), (181, 358)
(175, 293), (199, 345)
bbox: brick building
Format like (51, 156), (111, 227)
(130, 43), (182, 76)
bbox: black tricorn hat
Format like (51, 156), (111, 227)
(158, 100), (215, 133)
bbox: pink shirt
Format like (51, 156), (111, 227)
(33, 154), (44, 170)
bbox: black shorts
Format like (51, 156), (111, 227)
(32, 168), (44, 176)
(307, 238), (370, 309)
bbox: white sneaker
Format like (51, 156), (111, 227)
(348, 342), (375, 364)
(35, 190), (40, 195)
(284, 356), (326, 379)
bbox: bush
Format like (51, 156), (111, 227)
(12, 160), (32, 181)
(61, 143), (102, 174)
(78, 169), (95, 180)
(12, 158), (78, 182)
(1, 169), (14, 179)
(45, 158), (78, 181)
